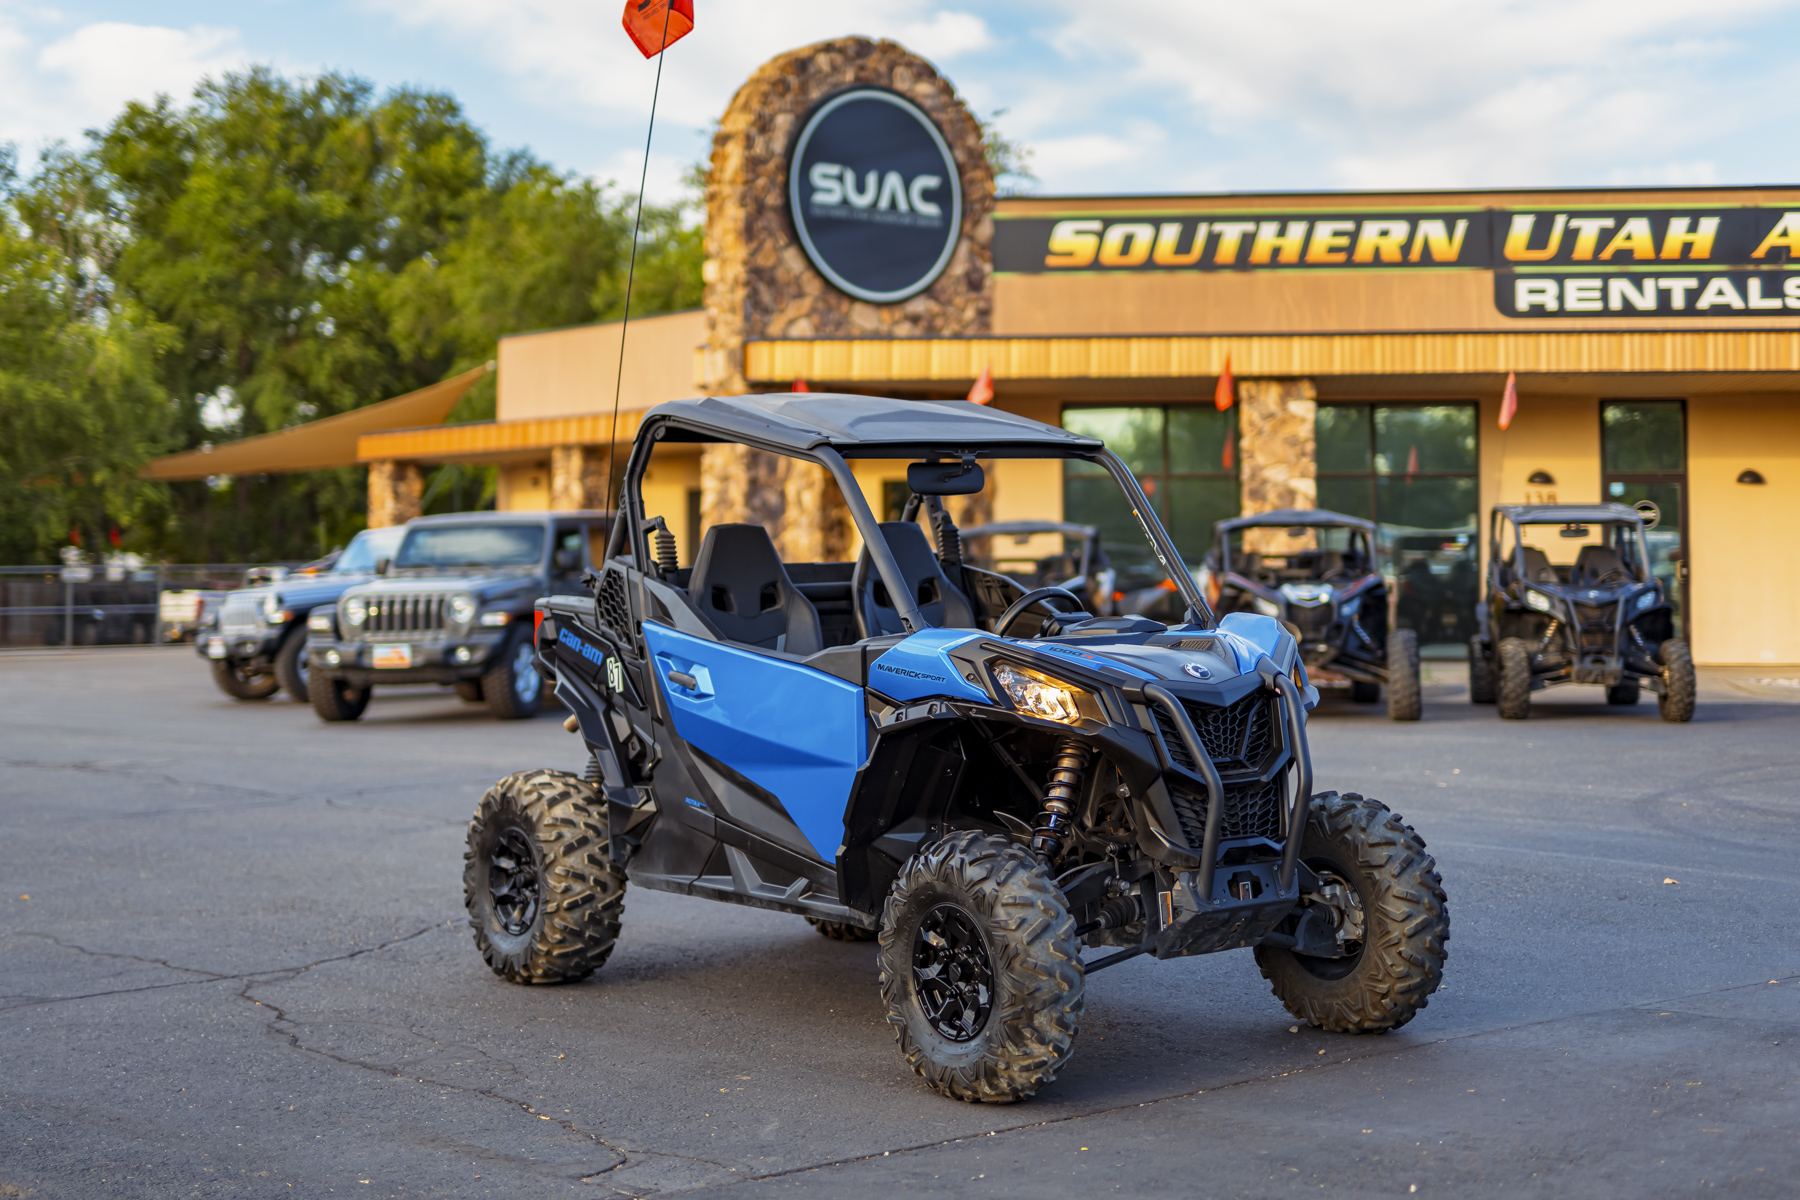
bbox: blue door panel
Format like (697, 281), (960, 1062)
(642, 624), (866, 863)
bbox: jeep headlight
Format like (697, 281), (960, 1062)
(992, 661), (1093, 725)
(1525, 588), (1553, 613)
(448, 593), (478, 626)
(261, 593), (288, 624)
(343, 595), (367, 626)
(307, 610), (334, 633)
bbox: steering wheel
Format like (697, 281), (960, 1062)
(995, 587), (1087, 638)
(1596, 568), (1635, 587)
(1321, 567), (1359, 584)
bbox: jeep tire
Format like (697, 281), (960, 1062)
(464, 769), (626, 984)
(1254, 792), (1448, 1033)
(879, 831), (1083, 1103)
(807, 915), (878, 941)
(1497, 637), (1532, 719)
(1385, 629), (1422, 721)
(212, 658), (279, 701)
(1658, 639), (1696, 723)
(483, 636), (543, 720)
(273, 630), (310, 702)
(308, 670), (370, 722)
(454, 679), (484, 704)
(1468, 639), (1496, 704)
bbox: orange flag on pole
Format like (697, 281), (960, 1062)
(1214, 356), (1235, 411)
(967, 363), (994, 405)
(791, 379), (810, 393)
(623, 0), (693, 57)
(1499, 371), (1518, 430)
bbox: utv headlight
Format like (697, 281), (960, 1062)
(1252, 596), (1281, 618)
(343, 595), (368, 626)
(261, 593), (289, 624)
(1634, 590), (1656, 612)
(448, 594), (478, 626)
(992, 661), (1094, 725)
(1525, 589), (1553, 613)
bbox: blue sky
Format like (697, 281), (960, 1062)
(6, 0), (1800, 201)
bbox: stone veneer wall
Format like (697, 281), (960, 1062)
(1237, 379), (1319, 554)
(367, 460), (422, 529)
(697, 37), (994, 559)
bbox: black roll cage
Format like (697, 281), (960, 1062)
(605, 414), (1216, 632)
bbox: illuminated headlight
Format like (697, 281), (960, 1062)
(1339, 596), (1361, 618)
(261, 594), (288, 624)
(1634, 590), (1656, 611)
(1525, 589), (1553, 613)
(307, 611), (333, 633)
(478, 610), (511, 627)
(1252, 596), (1281, 618)
(448, 594), (478, 626)
(344, 595), (367, 626)
(992, 661), (1093, 725)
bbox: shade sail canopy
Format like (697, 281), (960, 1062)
(140, 363), (492, 481)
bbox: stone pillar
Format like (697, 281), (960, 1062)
(368, 460), (423, 528)
(550, 444), (620, 511)
(1237, 380), (1319, 554)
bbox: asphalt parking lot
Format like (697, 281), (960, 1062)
(2, 650), (1796, 1198)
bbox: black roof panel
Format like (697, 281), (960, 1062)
(1215, 508), (1379, 535)
(644, 394), (1101, 456)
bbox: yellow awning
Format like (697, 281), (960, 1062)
(140, 363), (493, 481)
(355, 410), (648, 466)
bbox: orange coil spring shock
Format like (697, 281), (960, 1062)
(1031, 737), (1092, 860)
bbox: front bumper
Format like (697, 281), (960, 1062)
(309, 629), (510, 685)
(197, 630), (282, 664)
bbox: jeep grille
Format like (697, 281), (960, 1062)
(360, 593), (448, 639)
(218, 593), (264, 637)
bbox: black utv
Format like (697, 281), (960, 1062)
(960, 521), (1113, 615)
(462, 394), (1449, 1104)
(1470, 504), (1693, 721)
(1204, 510), (1420, 721)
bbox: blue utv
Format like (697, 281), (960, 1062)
(462, 394), (1449, 1103)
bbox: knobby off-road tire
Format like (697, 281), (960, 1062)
(807, 915), (878, 942)
(212, 658), (279, 701)
(879, 831), (1083, 1103)
(1255, 792), (1448, 1033)
(1658, 640), (1696, 723)
(483, 636), (543, 720)
(1467, 639), (1496, 704)
(464, 769), (626, 984)
(1606, 682), (1640, 706)
(273, 630), (309, 702)
(1496, 637), (1532, 720)
(308, 669), (369, 722)
(1385, 629), (1422, 721)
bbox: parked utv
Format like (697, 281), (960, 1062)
(1203, 510), (1420, 721)
(306, 511), (611, 721)
(198, 526), (404, 702)
(1470, 503), (1693, 721)
(960, 521), (1114, 615)
(462, 395), (1449, 1103)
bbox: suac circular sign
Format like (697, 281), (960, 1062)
(788, 88), (963, 304)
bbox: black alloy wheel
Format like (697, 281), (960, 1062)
(911, 904), (995, 1042)
(488, 828), (542, 937)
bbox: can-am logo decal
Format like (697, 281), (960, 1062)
(789, 88), (963, 304)
(1183, 662), (1211, 680)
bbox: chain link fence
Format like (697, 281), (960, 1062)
(0, 564), (310, 649)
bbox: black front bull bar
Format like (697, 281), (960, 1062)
(1126, 665), (1313, 961)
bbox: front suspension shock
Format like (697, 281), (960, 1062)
(1032, 737), (1093, 860)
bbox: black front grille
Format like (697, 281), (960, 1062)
(1575, 602), (1618, 651)
(596, 569), (631, 638)
(1287, 604), (1334, 637)
(1182, 692), (1275, 772)
(1153, 705), (1198, 771)
(1168, 778), (1284, 843)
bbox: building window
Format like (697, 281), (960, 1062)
(1315, 403), (1479, 650)
(1602, 400), (1686, 636)
(1062, 405), (1239, 576)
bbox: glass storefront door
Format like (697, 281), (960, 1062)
(1602, 401), (1687, 637)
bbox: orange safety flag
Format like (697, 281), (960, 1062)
(1499, 370), (1518, 430)
(622, 0), (694, 58)
(1214, 356), (1235, 411)
(1222, 434), (1234, 471)
(967, 363), (994, 405)
(791, 378), (810, 393)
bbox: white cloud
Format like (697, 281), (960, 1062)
(0, 10), (246, 158)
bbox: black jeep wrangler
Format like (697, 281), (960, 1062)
(306, 511), (610, 722)
(463, 395), (1449, 1103)
(1204, 510), (1420, 720)
(1470, 503), (1693, 721)
(198, 527), (404, 702)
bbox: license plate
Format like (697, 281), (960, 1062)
(206, 638), (227, 660)
(371, 643), (414, 669)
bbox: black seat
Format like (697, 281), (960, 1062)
(687, 524), (823, 655)
(1518, 546), (1559, 584)
(852, 522), (976, 637)
(1574, 545), (1632, 587)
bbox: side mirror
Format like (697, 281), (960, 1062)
(907, 460), (985, 496)
(375, 557), (391, 575)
